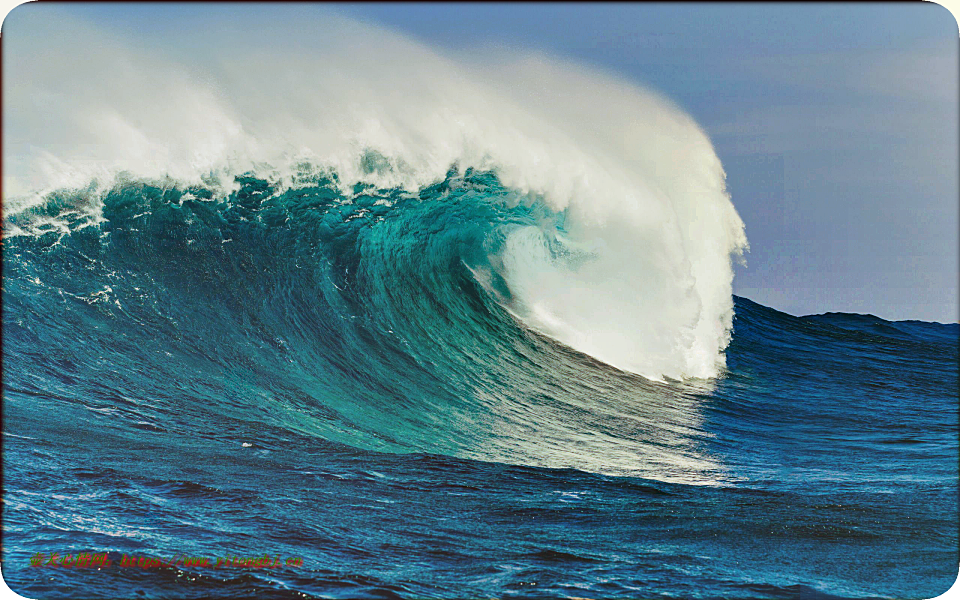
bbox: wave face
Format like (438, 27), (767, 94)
(3, 8), (957, 600)
(4, 170), (732, 484)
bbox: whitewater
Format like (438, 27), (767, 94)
(2, 6), (957, 600)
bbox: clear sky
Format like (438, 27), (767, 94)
(8, 2), (960, 322)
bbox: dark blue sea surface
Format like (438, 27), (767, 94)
(3, 171), (958, 599)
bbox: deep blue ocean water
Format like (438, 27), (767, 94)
(3, 170), (958, 599)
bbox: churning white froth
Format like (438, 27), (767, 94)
(3, 6), (747, 380)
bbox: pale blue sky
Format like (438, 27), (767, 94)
(7, 2), (959, 322)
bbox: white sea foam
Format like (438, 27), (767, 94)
(3, 6), (747, 380)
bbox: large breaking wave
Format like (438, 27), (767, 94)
(4, 7), (747, 382)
